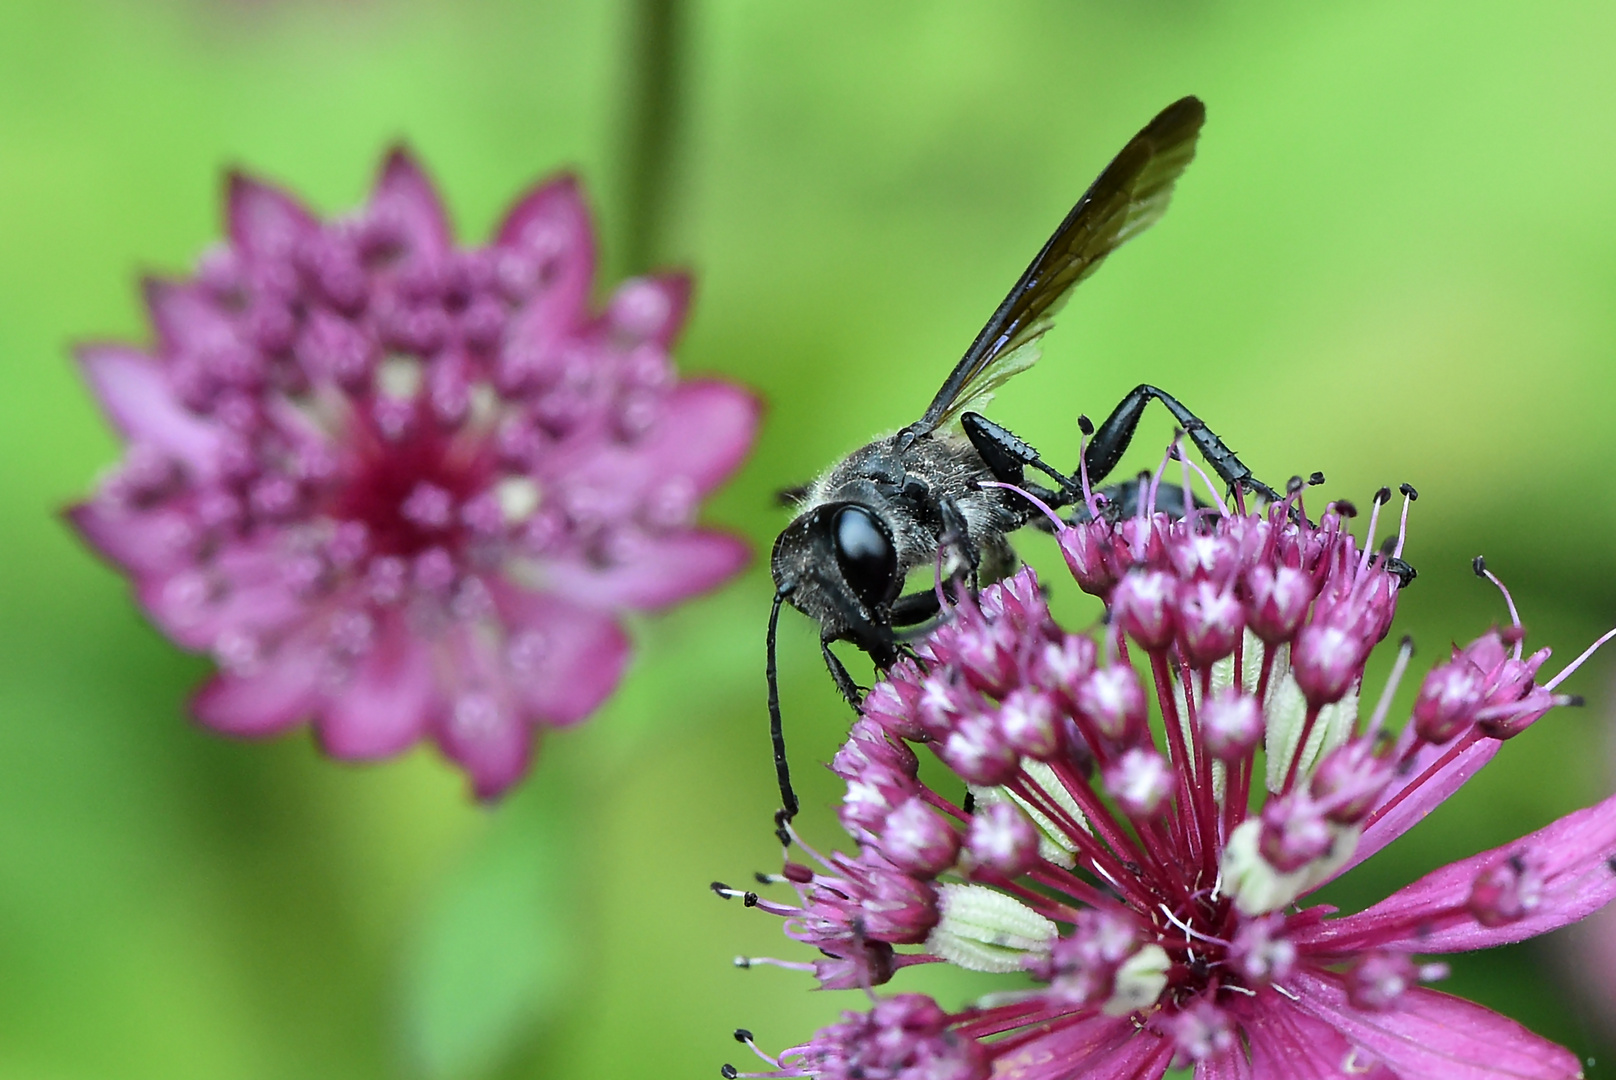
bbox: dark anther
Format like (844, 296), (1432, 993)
(753, 872), (773, 885)
(1078, 414), (1095, 436)
(1286, 475), (1305, 495)
(722, 1065), (739, 1079)
(1308, 471), (1326, 486)
(962, 791), (977, 815)
(1472, 556), (1488, 577)
(1374, 486), (1392, 505)
(711, 881), (732, 898)
(1399, 482), (1419, 501)
(1605, 855), (1616, 875)
(1167, 444), (1183, 460)
(1380, 535), (1398, 556)
(734, 1029), (754, 1044)
(1567, 695), (1587, 708)
(734, 957), (751, 968)
(1335, 499), (1357, 518)
(1501, 624), (1525, 646)
(783, 862), (814, 884)
(743, 891), (760, 907)
(1400, 634), (1415, 656)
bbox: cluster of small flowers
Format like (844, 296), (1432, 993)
(70, 151), (756, 797)
(720, 471), (1616, 1079)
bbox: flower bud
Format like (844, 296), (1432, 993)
(938, 714), (1020, 786)
(1112, 569), (1178, 650)
(1033, 633), (1096, 702)
(1060, 521), (1121, 596)
(1242, 563), (1317, 643)
(1177, 579), (1245, 666)
(1258, 793), (1332, 872)
(966, 800), (1040, 878)
(1200, 687), (1262, 760)
(1291, 621), (1366, 706)
(1412, 662), (1484, 743)
(880, 796), (960, 878)
(1074, 664), (1148, 745)
(861, 671), (926, 739)
(1103, 747), (1174, 819)
(998, 688), (1061, 759)
(1309, 738), (1390, 824)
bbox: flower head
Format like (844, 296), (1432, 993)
(722, 470), (1616, 1079)
(69, 150), (757, 797)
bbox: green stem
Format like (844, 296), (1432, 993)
(616, 0), (686, 277)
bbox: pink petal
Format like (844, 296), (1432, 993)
(76, 345), (223, 478)
(65, 501), (198, 578)
(554, 380), (761, 499)
(137, 539), (311, 650)
(316, 617), (439, 758)
(495, 175), (596, 360)
(1288, 970), (1582, 1079)
(1330, 731), (1501, 882)
(489, 586), (631, 725)
(192, 639), (323, 737)
(543, 530), (750, 611)
(143, 277), (240, 358)
(1237, 991), (1398, 1079)
(368, 146), (452, 259)
(435, 694), (534, 801)
(1297, 789), (1616, 954)
(1194, 1045), (1253, 1080)
(646, 380), (760, 493)
(987, 1014), (1158, 1080)
(225, 171), (316, 260)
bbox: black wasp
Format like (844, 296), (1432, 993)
(766, 96), (1278, 825)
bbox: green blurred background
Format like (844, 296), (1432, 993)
(4, 0), (1616, 1076)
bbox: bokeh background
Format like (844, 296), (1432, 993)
(4, 0), (1616, 1077)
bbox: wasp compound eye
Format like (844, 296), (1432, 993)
(833, 505), (897, 610)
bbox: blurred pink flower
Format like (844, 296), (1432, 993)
(721, 475), (1616, 1079)
(70, 149), (757, 798)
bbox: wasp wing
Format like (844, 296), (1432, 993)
(909, 96), (1205, 438)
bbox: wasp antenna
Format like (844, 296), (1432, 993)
(767, 588), (799, 827)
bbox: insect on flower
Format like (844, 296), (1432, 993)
(720, 467), (1616, 1080)
(68, 150), (757, 798)
(768, 96), (1281, 828)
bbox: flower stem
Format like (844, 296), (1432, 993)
(616, 0), (686, 276)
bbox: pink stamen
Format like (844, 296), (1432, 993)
(980, 479), (1066, 530)
(1364, 636), (1415, 738)
(1356, 488), (1390, 578)
(1392, 485), (1415, 560)
(1546, 624), (1616, 691)
(1475, 559), (1524, 660)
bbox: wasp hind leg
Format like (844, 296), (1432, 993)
(1084, 384), (1278, 502)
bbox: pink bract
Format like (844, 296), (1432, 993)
(720, 476), (1614, 1079)
(69, 149), (758, 798)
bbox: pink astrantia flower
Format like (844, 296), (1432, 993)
(69, 150), (757, 798)
(719, 469), (1616, 1079)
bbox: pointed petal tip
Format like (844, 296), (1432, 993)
(223, 167), (315, 255)
(376, 142), (436, 192)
